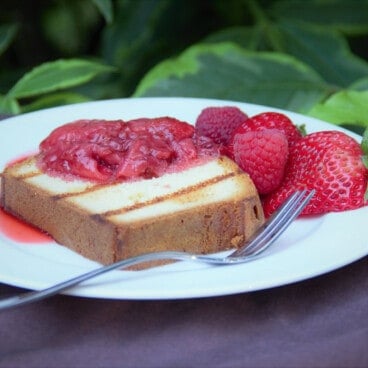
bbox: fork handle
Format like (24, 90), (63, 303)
(0, 252), (187, 310)
(0, 251), (233, 311)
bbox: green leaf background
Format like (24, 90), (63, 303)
(0, 23), (18, 57)
(0, 0), (367, 133)
(134, 43), (329, 113)
(8, 59), (115, 99)
(309, 90), (368, 130)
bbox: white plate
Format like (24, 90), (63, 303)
(0, 97), (367, 300)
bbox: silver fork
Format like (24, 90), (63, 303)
(0, 189), (314, 311)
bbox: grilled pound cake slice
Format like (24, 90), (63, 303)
(1, 156), (264, 265)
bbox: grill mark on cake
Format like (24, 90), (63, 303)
(52, 183), (103, 199)
(5, 157), (41, 179)
(51, 163), (242, 201)
(102, 171), (237, 218)
(14, 171), (41, 180)
(85, 171), (239, 222)
(8, 158), (242, 222)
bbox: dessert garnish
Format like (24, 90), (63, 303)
(197, 107), (368, 216)
(38, 117), (219, 183)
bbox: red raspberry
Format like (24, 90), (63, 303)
(227, 112), (302, 159)
(195, 106), (248, 146)
(233, 129), (289, 195)
(235, 112), (302, 145)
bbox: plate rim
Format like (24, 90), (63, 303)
(1, 97), (367, 300)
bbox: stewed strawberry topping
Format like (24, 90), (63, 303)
(38, 117), (219, 182)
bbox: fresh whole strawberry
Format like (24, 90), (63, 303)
(262, 130), (368, 216)
(233, 129), (289, 195)
(227, 112), (302, 159)
(195, 106), (248, 146)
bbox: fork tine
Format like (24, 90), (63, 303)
(238, 189), (314, 258)
(230, 189), (314, 258)
(263, 189), (315, 244)
(230, 190), (305, 257)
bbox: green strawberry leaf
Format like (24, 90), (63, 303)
(134, 42), (330, 113)
(8, 59), (115, 99)
(297, 124), (307, 136)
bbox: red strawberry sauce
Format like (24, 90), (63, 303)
(1, 153), (51, 243)
(38, 117), (219, 183)
(0, 117), (218, 243)
(0, 208), (51, 243)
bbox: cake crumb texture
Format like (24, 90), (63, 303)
(1, 156), (264, 266)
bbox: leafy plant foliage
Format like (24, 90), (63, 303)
(0, 0), (367, 132)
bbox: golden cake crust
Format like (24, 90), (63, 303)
(1, 156), (264, 265)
